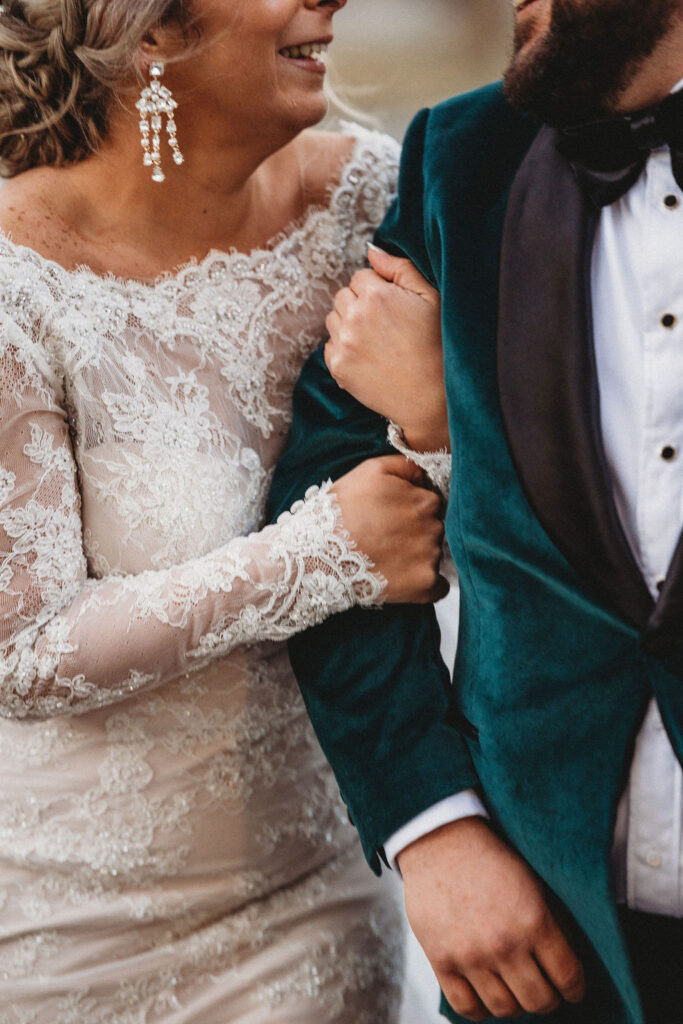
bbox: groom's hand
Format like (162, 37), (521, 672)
(398, 818), (586, 1021)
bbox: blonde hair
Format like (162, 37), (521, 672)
(0, 0), (194, 177)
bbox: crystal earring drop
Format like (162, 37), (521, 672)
(136, 61), (184, 183)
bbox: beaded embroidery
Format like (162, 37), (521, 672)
(0, 127), (404, 1022)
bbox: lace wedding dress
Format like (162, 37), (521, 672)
(0, 126), (405, 1024)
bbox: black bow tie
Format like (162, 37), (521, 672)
(557, 90), (683, 208)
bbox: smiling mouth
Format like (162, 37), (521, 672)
(279, 42), (330, 68)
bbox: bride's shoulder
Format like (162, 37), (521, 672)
(0, 167), (81, 271)
(296, 125), (401, 206)
(0, 171), (49, 246)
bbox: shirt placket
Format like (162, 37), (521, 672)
(627, 149), (683, 916)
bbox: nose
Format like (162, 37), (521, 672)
(304, 0), (347, 10)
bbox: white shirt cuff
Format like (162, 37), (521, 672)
(384, 790), (489, 871)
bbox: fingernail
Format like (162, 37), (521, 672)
(367, 242), (387, 254)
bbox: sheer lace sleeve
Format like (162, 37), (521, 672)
(0, 320), (385, 721)
(387, 422), (451, 500)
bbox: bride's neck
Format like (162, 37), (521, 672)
(23, 113), (305, 277)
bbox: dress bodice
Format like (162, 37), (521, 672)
(0, 128), (404, 1024)
(0, 125), (399, 718)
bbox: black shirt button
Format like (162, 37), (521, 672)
(656, 579), (666, 593)
(661, 445), (677, 461)
(664, 194), (680, 209)
(661, 313), (677, 328)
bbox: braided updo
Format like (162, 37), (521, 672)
(0, 0), (193, 176)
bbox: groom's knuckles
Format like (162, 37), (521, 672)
(507, 958), (561, 1014)
(443, 977), (488, 1022)
(542, 948), (585, 1002)
(471, 974), (523, 1020)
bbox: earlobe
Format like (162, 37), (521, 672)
(137, 33), (161, 76)
(138, 26), (176, 68)
(140, 29), (161, 52)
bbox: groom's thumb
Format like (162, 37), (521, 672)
(367, 243), (436, 301)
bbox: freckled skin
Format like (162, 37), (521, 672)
(0, 0), (351, 280)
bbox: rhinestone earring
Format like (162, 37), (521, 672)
(136, 61), (184, 183)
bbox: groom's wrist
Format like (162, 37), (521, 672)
(384, 789), (489, 872)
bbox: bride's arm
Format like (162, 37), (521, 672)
(0, 319), (440, 721)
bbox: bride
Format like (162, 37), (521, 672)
(0, 1), (447, 1021)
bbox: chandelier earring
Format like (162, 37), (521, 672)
(136, 61), (184, 183)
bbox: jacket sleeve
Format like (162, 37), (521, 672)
(267, 109), (480, 873)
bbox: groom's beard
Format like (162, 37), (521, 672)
(504, 0), (682, 127)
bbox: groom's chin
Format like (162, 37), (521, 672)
(503, 17), (611, 126)
(503, 2), (572, 124)
(504, 0), (683, 126)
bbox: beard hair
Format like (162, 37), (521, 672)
(504, 0), (682, 127)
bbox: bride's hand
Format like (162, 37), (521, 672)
(325, 245), (449, 453)
(332, 455), (449, 605)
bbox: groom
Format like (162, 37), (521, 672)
(268, 1), (683, 1022)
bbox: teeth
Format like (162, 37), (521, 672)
(280, 43), (329, 60)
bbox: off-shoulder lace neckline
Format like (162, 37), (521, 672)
(0, 123), (387, 293)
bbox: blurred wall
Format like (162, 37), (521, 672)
(329, 0), (514, 137)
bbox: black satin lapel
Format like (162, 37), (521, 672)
(497, 126), (654, 630)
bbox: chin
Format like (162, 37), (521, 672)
(282, 94), (329, 133)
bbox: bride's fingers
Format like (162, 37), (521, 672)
(323, 329), (347, 385)
(333, 286), (357, 318)
(367, 244), (439, 301)
(324, 308), (341, 339)
(349, 267), (380, 298)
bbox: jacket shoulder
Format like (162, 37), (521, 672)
(375, 84), (541, 284)
(422, 83), (541, 203)
(427, 82), (537, 147)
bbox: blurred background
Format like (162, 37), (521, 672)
(325, 3), (515, 1021)
(329, 0), (514, 137)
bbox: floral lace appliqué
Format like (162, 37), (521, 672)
(0, 125), (402, 1024)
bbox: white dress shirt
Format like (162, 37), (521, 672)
(386, 127), (683, 917)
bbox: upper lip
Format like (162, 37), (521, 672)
(279, 36), (333, 50)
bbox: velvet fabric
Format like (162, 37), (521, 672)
(267, 83), (683, 1024)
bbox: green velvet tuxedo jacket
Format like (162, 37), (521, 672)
(267, 83), (683, 1024)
